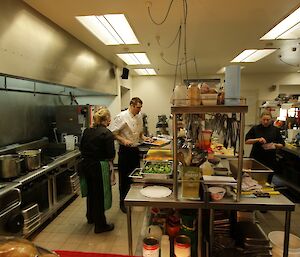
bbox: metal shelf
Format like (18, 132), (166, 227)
(124, 103), (295, 257)
(171, 105), (248, 114)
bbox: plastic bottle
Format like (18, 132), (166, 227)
(187, 82), (201, 106)
(160, 235), (170, 257)
(173, 84), (187, 106)
(200, 160), (213, 176)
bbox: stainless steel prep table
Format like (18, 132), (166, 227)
(125, 184), (295, 257)
(205, 194), (295, 257)
(125, 184), (206, 256)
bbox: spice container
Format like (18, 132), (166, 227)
(174, 235), (191, 257)
(187, 83), (201, 106)
(143, 237), (159, 257)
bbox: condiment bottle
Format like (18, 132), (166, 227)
(173, 84), (188, 106)
(174, 235), (191, 257)
(187, 82), (201, 106)
(200, 160), (213, 176)
(160, 235), (170, 257)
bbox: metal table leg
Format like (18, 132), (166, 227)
(209, 209), (214, 257)
(126, 206), (133, 256)
(283, 211), (291, 257)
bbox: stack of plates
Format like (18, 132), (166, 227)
(22, 203), (41, 236)
(69, 172), (80, 194)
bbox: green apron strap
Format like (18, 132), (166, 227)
(100, 161), (112, 210)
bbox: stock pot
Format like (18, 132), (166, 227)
(0, 154), (23, 179)
(18, 149), (41, 171)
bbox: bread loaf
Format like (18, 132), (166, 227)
(0, 239), (38, 257)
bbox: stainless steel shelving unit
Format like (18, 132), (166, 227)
(125, 104), (295, 257)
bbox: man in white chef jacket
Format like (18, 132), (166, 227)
(110, 97), (152, 213)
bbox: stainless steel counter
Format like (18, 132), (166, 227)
(125, 182), (295, 257)
(282, 144), (300, 157)
(13, 149), (80, 184)
(125, 184), (205, 209)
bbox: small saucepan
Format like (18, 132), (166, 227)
(18, 149), (41, 171)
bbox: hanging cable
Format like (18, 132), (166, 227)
(194, 57), (199, 78)
(182, 0), (189, 81)
(173, 25), (182, 89)
(147, 0), (175, 25)
(161, 55), (194, 66)
(157, 25), (182, 49)
(278, 55), (300, 68)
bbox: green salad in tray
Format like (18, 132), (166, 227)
(141, 161), (172, 175)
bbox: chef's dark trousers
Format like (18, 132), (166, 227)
(118, 145), (140, 207)
(83, 159), (107, 232)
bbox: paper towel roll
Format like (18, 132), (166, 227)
(225, 65), (241, 105)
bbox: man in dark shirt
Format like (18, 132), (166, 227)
(245, 111), (285, 182)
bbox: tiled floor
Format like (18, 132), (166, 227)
(31, 172), (300, 255)
(32, 173), (146, 255)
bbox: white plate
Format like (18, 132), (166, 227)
(140, 186), (172, 198)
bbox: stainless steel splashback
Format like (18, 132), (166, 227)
(0, 90), (68, 147)
(0, 0), (117, 95)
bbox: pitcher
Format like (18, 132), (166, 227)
(64, 135), (78, 150)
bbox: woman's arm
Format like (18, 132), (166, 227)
(245, 137), (266, 144)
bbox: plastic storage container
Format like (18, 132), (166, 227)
(268, 231), (300, 257)
(201, 94), (218, 105)
(173, 84), (187, 106)
(187, 83), (201, 106)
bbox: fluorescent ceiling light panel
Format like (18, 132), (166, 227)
(76, 14), (139, 45)
(231, 50), (257, 62)
(134, 69), (157, 75)
(231, 49), (277, 63)
(260, 6), (300, 40)
(278, 22), (300, 39)
(117, 53), (150, 65)
(244, 49), (277, 62)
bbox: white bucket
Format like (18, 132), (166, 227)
(64, 135), (78, 151)
(268, 231), (300, 257)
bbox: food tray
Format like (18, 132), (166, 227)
(140, 161), (172, 179)
(129, 168), (143, 179)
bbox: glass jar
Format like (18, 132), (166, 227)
(187, 83), (201, 106)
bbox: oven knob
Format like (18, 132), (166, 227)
(5, 214), (24, 233)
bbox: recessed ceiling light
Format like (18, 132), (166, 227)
(134, 69), (157, 75)
(117, 53), (151, 65)
(231, 49), (277, 63)
(260, 6), (300, 40)
(76, 14), (139, 45)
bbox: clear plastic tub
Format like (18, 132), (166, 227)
(201, 94), (218, 105)
(268, 231), (300, 257)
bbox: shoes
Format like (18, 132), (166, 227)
(120, 205), (127, 213)
(94, 223), (114, 234)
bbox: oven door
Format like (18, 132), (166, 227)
(0, 188), (23, 235)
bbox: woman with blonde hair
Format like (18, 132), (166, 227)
(79, 106), (115, 233)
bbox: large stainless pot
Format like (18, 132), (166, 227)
(18, 149), (41, 171)
(0, 155), (23, 179)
